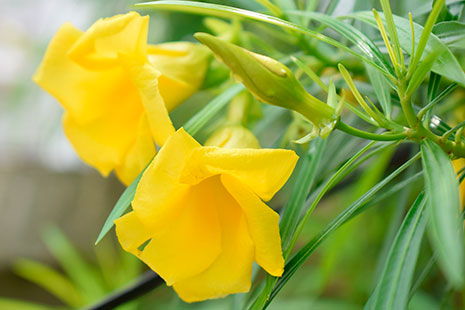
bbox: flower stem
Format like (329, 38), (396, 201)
(336, 121), (407, 141)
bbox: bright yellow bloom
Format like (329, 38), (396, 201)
(33, 12), (209, 185)
(115, 128), (298, 302)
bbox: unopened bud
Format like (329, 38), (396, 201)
(205, 125), (260, 149)
(194, 33), (336, 137)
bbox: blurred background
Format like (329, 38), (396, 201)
(0, 0), (456, 309)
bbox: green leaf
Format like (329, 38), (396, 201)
(135, 0), (391, 75)
(43, 226), (105, 303)
(95, 166), (145, 245)
(433, 21), (465, 49)
(350, 11), (465, 86)
(285, 11), (393, 74)
(13, 258), (82, 307)
(421, 139), (464, 288)
(0, 298), (64, 310)
(405, 51), (439, 96)
(250, 153), (420, 309)
(365, 193), (427, 310)
(366, 64), (392, 119)
(183, 84), (244, 135)
(95, 84), (243, 244)
(280, 138), (326, 255)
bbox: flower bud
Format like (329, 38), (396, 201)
(194, 32), (337, 137)
(205, 125), (260, 149)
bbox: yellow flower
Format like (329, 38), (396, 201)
(33, 12), (209, 185)
(115, 128), (298, 302)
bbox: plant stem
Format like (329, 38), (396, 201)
(336, 121), (407, 141)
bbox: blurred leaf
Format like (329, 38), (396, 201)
(183, 84), (244, 135)
(350, 11), (465, 86)
(433, 21), (465, 49)
(0, 298), (64, 310)
(280, 138), (326, 254)
(250, 153), (420, 309)
(286, 11), (393, 74)
(421, 139), (464, 288)
(43, 226), (105, 303)
(95, 84), (244, 245)
(365, 193), (427, 310)
(366, 64), (392, 119)
(135, 0), (391, 75)
(13, 258), (82, 307)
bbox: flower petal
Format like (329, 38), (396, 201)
(221, 174), (284, 277)
(68, 12), (148, 70)
(138, 176), (223, 285)
(132, 128), (200, 232)
(115, 114), (156, 185)
(148, 42), (209, 110)
(33, 22), (113, 124)
(115, 211), (151, 254)
(173, 177), (254, 302)
(61, 82), (143, 176)
(127, 61), (175, 146)
(180, 147), (298, 201)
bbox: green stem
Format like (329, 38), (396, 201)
(336, 122), (407, 141)
(398, 83), (418, 129)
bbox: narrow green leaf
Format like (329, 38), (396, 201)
(95, 84), (243, 244)
(365, 193), (427, 310)
(350, 11), (465, 86)
(43, 226), (105, 303)
(421, 139), (464, 288)
(433, 21), (465, 49)
(286, 11), (393, 74)
(13, 258), (82, 307)
(183, 84), (244, 135)
(251, 153), (420, 309)
(280, 138), (326, 254)
(366, 64), (392, 119)
(406, 51), (439, 96)
(135, 0), (391, 75)
(0, 298), (64, 310)
(95, 167), (145, 245)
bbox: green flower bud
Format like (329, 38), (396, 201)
(194, 32), (337, 138)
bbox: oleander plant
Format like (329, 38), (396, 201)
(15, 0), (465, 309)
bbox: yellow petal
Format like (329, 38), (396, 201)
(173, 177), (254, 302)
(68, 12), (148, 70)
(138, 176), (222, 285)
(115, 211), (151, 254)
(115, 114), (156, 186)
(148, 42), (209, 110)
(180, 147), (299, 201)
(221, 174), (284, 277)
(33, 22), (107, 124)
(127, 61), (175, 146)
(132, 128), (200, 231)
(61, 82), (143, 176)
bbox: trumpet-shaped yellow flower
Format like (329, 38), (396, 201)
(115, 128), (298, 302)
(33, 12), (209, 185)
